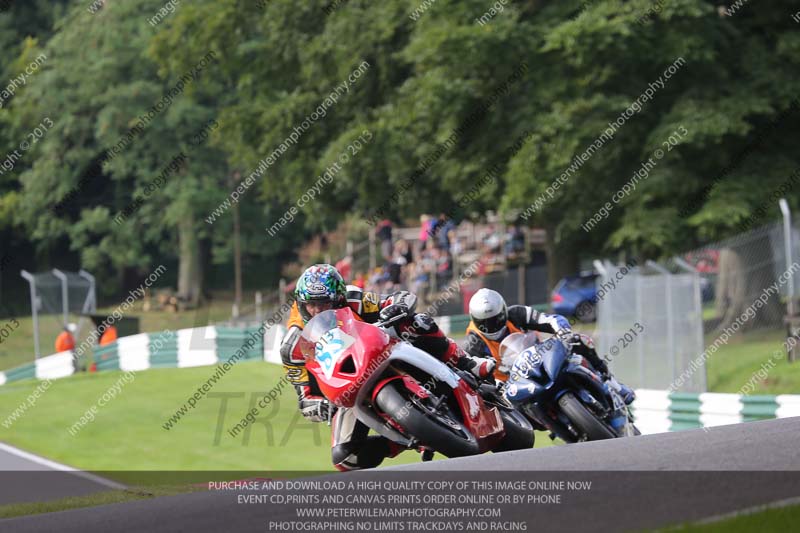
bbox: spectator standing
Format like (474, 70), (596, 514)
(376, 219), (393, 262)
(395, 238), (413, 265)
(335, 255), (352, 282)
(428, 215), (442, 241)
(411, 240), (437, 300)
(437, 213), (456, 251)
(433, 246), (453, 288)
(418, 214), (432, 245)
(387, 256), (406, 291)
(506, 222), (525, 258)
(352, 271), (366, 289)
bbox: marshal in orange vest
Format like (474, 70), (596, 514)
(55, 330), (75, 353)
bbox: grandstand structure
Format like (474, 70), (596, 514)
(226, 218), (549, 326)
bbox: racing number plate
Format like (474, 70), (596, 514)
(513, 348), (542, 377)
(315, 329), (356, 380)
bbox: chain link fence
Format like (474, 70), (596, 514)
(685, 222), (788, 334)
(595, 260), (706, 393)
(20, 269), (96, 359)
(596, 217), (800, 393)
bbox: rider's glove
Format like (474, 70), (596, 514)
(568, 333), (584, 348)
(555, 329), (575, 350)
(379, 303), (410, 328)
(300, 398), (334, 423)
(380, 291), (418, 326)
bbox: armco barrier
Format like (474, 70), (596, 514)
(217, 326), (263, 362)
(1, 326), (264, 385)
(263, 324), (285, 365)
(0, 313), (478, 386)
(632, 389), (800, 434)
(34, 351), (75, 380)
(0, 351), (74, 385)
(96, 326), (263, 372)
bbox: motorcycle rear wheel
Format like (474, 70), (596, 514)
(558, 392), (616, 441)
(375, 381), (480, 458)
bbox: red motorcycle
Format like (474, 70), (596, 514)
(297, 307), (533, 458)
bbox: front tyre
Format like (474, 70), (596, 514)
(558, 392), (616, 441)
(493, 408), (535, 452)
(375, 381), (480, 458)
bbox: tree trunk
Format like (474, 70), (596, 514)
(545, 225), (579, 292)
(177, 213), (203, 309)
(233, 199), (242, 312)
(714, 232), (783, 333)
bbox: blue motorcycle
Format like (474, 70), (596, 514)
(499, 332), (639, 443)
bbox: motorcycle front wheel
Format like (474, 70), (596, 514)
(375, 381), (480, 458)
(493, 408), (535, 452)
(558, 392), (616, 441)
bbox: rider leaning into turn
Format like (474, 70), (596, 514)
(463, 288), (635, 404)
(279, 264), (495, 471)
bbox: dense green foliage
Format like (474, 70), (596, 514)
(0, 0), (798, 299)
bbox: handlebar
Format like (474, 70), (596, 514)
(375, 313), (408, 329)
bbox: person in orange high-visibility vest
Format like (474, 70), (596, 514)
(55, 327), (75, 353)
(99, 325), (118, 346)
(463, 289), (634, 405)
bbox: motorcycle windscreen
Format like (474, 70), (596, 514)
(297, 309), (339, 362)
(298, 307), (391, 401)
(498, 331), (540, 375)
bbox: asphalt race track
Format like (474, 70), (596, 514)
(0, 442), (124, 506)
(2, 417), (799, 532)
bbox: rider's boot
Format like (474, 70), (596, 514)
(604, 374), (635, 405)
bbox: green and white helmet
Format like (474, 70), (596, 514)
(295, 264), (347, 322)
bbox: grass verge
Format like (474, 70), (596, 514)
(0, 362), (554, 474)
(0, 485), (202, 520)
(705, 328), (800, 394)
(664, 501), (800, 532)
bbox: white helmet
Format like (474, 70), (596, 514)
(469, 288), (508, 341)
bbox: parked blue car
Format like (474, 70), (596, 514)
(551, 272), (598, 322)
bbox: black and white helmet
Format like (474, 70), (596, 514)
(469, 288), (508, 341)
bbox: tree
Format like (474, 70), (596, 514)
(10, 0), (230, 305)
(2, 0), (800, 304)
